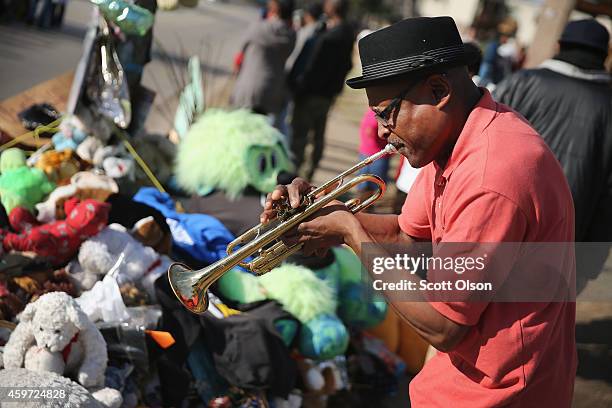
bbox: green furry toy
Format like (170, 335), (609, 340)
(217, 247), (387, 361)
(218, 263), (349, 361)
(0, 148), (55, 214)
(175, 109), (293, 199)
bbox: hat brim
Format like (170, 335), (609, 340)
(346, 46), (481, 89)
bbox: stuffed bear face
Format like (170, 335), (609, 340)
(31, 312), (79, 353)
(21, 293), (86, 353)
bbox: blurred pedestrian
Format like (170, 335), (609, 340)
(230, 0), (296, 123)
(289, 0), (355, 180)
(463, 42), (483, 81)
(50, 0), (67, 28)
(477, 17), (519, 89)
(356, 109), (390, 197)
(495, 19), (612, 292)
(26, 0), (66, 28)
(279, 2), (325, 140)
(286, 2), (324, 87)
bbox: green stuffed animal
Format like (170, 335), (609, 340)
(218, 263), (350, 361)
(217, 249), (388, 361)
(175, 109), (293, 199)
(0, 148), (55, 214)
(320, 246), (388, 329)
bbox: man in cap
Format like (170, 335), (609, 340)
(495, 19), (612, 293)
(261, 17), (576, 406)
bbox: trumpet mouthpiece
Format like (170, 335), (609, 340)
(385, 144), (398, 154)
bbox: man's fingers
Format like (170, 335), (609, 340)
(264, 192), (274, 209)
(261, 179), (318, 224)
(261, 186), (289, 223)
(260, 209), (277, 224)
(288, 178), (317, 208)
(297, 221), (318, 235)
(288, 180), (304, 208)
(270, 185), (288, 201)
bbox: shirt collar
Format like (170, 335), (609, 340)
(437, 88), (498, 180)
(540, 59), (611, 83)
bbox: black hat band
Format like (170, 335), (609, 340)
(362, 44), (466, 77)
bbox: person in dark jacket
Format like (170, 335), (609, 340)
(494, 19), (612, 292)
(289, 0), (355, 180)
(230, 0), (296, 118)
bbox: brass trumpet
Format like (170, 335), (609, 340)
(168, 144), (397, 314)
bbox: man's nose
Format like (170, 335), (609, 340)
(377, 124), (390, 141)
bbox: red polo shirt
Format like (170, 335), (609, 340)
(398, 90), (577, 407)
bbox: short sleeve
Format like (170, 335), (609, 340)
(429, 189), (528, 326)
(398, 169), (432, 240)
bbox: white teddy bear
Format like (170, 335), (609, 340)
(2, 292), (122, 408)
(73, 223), (171, 299)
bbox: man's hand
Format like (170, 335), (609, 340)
(289, 200), (360, 256)
(260, 178), (316, 224)
(260, 178), (360, 256)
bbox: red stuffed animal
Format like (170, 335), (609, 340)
(2, 198), (110, 266)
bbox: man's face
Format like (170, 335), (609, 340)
(366, 76), (451, 168)
(267, 0), (279, 15)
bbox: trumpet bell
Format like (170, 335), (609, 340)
(168, 262), (209, 314)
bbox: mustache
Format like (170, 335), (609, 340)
(387, 137), (406, 149)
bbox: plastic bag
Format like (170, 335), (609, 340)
(76, 253), (130, 323)
(91, 0), (154, 36)
(77, 274), (131, 323)
(86, 24), (132, 129)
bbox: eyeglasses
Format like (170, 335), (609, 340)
(372, 89), (409, 128)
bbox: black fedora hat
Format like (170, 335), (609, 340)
(347, 16), (479, 89)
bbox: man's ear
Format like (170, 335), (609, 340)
(427, 74), (451, 108)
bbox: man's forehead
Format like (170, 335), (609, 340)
(365, 83), (402, 106)
(365, 78), (419, 106)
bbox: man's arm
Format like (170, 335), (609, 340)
(354, 213), (416, 244)
(262, 179), (469, 351)
(344, 215), (470, 352)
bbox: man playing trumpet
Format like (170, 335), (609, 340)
(261, 17), (577, 407)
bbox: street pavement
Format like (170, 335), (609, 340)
(0, 0), (258, 130)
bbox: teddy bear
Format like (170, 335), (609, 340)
(72, 223), (172, 299)
(132, 187), (235, 267)
(218, 263), (350, 361)
(34, 149), (83, 186)
(3, 292), (123, 408)
(51, 115), (89, 152)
